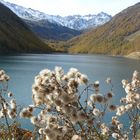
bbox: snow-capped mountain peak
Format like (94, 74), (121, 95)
(0, 0), (112, 30)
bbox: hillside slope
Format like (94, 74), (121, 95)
(0, 2), (52, 53)
(25, 19), (81, 41)
(69, 3), (140, 55)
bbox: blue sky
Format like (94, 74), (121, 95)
(5, 0), (140, 16)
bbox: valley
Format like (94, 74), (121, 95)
(0, 0), (139, 58)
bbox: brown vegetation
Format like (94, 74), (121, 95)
(68, 3), (140, 55)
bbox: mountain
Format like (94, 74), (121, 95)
(54, 13), (111, 30)
(68, 3), (140, 55)
(24, 19), (81, 41)
(0, 0), (81, 41)
(0, 0), (112, 30)
(0, 2), (52, 53)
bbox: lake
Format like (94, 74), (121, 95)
(0, 54), (140, 130)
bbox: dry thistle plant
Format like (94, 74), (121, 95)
(0, 69), (31, 140)
(0, 69), (18, 139)
(19, 67), (140, 140)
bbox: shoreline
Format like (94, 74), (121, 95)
(0, 52), (140, 60)
(124, 52), (140, 60)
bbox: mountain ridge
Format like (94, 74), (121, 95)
(0, 0), (112, 30)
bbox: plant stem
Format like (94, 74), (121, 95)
(1, 103), (10, 134)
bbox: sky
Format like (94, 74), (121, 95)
(5, 0), (140, 16)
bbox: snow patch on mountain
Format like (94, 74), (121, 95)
(0, 0), (112, 30)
